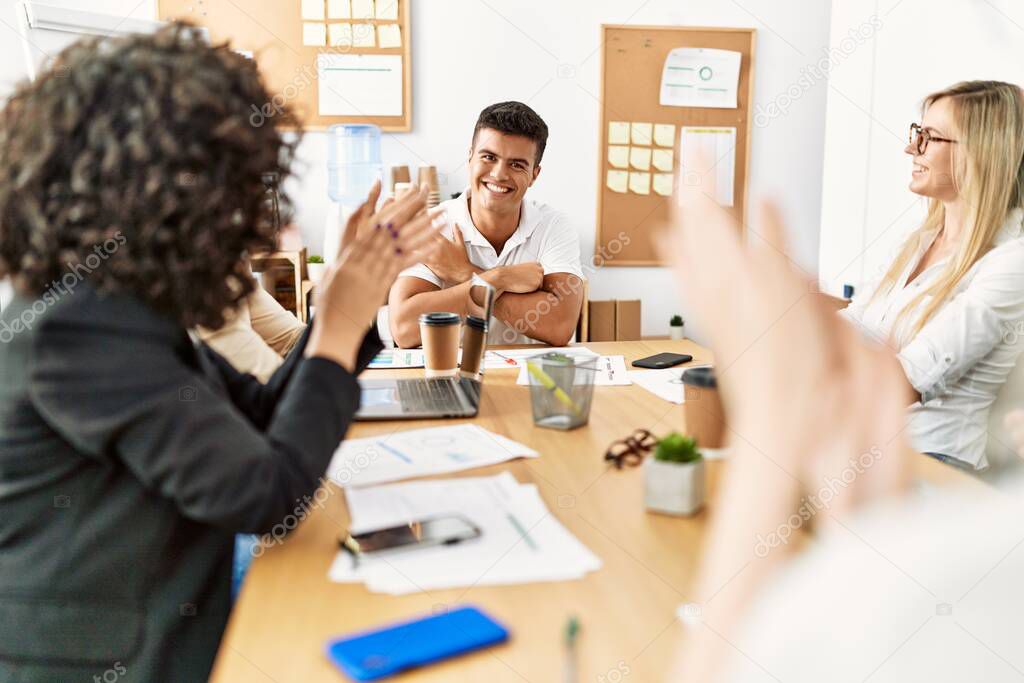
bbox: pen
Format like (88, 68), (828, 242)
(506, 512), (538, 550)
(525, 362), (582, 416)
(563, 615), (580, 683)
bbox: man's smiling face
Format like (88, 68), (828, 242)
(468, 127), (541, 215)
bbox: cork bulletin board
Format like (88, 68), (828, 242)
(156, 0), (412, 132)
(596, 25), (756, 266)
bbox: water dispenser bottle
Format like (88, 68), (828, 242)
(327, 124), (382, 204)
(324, 124), (383, 264)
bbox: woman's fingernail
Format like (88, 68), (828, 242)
(374, 222), (382, 230)
(395, 247), (403, 255)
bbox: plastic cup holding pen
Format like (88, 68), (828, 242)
(526, 353), (598, 430)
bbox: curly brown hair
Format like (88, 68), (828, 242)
(0, 22), (299, 329)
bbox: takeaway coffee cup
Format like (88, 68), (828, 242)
(419, 312), (461, 377)
(459, 316), (487, 380)
(681, 367), (726, 449)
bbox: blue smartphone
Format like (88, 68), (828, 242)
(326, 605), (509, 681)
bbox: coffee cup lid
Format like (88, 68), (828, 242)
(681, 366), (717, 388)
(465, 315), (487, 331)
(419, 312), (460, 326)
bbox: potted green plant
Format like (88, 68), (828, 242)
(307, 254), (327, 285)
(669, 315), (685, 340)
(644, 432), (704, 516)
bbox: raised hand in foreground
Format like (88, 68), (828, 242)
(307, 182), (440, 372)
(661, 159), (914, 682)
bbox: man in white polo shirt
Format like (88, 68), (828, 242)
(388, 101), (584, 347)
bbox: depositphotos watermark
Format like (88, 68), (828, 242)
(251, 445), (381, 557)
(499, 230), (632, 343)
(0, 232), (126, 344)
(754, 445), (883, 558)
(753, 15), (883, 128)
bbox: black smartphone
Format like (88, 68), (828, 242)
(339, 515), (481, 560)
(631, 353), (693, 369)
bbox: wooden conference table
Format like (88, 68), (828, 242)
(210, 340), (972, 682)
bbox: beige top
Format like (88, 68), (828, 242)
(197, 284), (305, 383)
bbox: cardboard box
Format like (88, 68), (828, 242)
(587, 299), (642, 341)
(588, 300), (617, 342)
(615, 300), (642, 341)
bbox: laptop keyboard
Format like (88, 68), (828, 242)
(396, 379), (463, 413)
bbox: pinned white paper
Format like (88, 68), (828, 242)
(351, 0), (375, 19)
(629, 171), (651, 195)
(352, 23), (375, 47)
(302, 0), (326, 20)
(609, 121), (630, 145)
(302, 22), (327, 46)
(328, 23), (353, 47)
(660, 48), (741, 109)
(607, 170), (629, 193)
(318, 54), (403, 116)
(654, 124), (676, 147)
(327, 0), (350, 18)
(377, 24), (401, 48)
(608, 145), (629, 169)
(629, 147), (652, 171)
(375, 0), (399, 19)
(681, 127), (736, 207)
(630, 122), (653, 146)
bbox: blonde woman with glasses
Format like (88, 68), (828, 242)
(842, 81), (1024, 471)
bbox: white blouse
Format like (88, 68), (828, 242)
(842, 208), (1024, 469)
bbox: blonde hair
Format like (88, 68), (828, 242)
(872, 81), (1024, 342)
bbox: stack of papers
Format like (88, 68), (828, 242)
(326, 424), (537, 488)
(328, 472), (602, 593)
(516, 355), (632, 386)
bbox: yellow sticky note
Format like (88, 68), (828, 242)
(302, 0), (325, 20)
(609, 122), (630, 145)
(629, 172), (651, 195)
(629, 147), (651, 171)
(607, 170), (629, 193)
(302, 22), (327, 46)
(352, 23), (376, 47)
(376, 0), (399, 19)
(328, 23), (353, 46)
(351, 0), (375, 19)
(653, 173), (674, 196)
(652, 149), (674, 172)
(327, 0), (350, 18)
(631, 122), (653, 146)
(608, 146), (629, 169)
(654, 124), (676, 148)
(378, 24), (401, 48)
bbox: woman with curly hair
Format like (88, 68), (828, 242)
(0, 23), (436, 682)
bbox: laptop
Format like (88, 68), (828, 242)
(356, 277), (495, 420)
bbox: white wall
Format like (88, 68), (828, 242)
(0, 0), (836, 339)
(819, 0), (1024, 297)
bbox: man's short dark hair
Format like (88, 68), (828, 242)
(472, 101), (549, 165)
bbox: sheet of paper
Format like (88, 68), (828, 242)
(367, 348), (425, 369)
(351, 0), (375, 19)
(628, 369), (686, 404)
(629, 146), (651, 171)
(654, 124), (676, 147)
(326, 424), (538, 488)
(607, 145), (629, 169)
(517, 355), (631, 386)
(660, 47), (741, 109)
(630, 122), (653, 146)
(608, 121), (630, 145)
(328, 473), (601, 593)
(377, 23), (401, 48)
(484, 346), (597, 370)
(629, 171), (651, 195)
(606, 170), (628, 193)
(302, 22), (327, 46)
(652, 148), (674, 172)
(318, 54), (402, 116)
(328, 23), (353, 47)
(327, 0), (350, 18)
(681, 127), (736, 207)
(653, 173), (674, 197)
(302, 0), (326, 20)
(375, 0), (399, 19)
(352, 23), (375, 47)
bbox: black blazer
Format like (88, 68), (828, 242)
(0, 284), (379, 682)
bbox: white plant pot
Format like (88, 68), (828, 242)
(669, 325), (685, 340)
(307, 262), (327, 285)
(644, 458), (705, 516)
